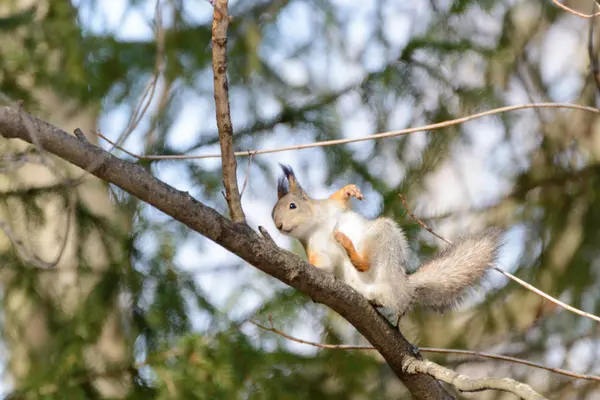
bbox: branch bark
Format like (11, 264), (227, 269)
(0, 106), (453, 399)
(404, 359), (546, 400)
(211, 0), (245, 223)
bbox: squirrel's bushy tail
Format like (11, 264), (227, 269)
(408, 228), (503, 312)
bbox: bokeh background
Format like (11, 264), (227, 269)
(0, 0), (599, 398)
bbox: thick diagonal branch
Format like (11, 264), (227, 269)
(0, 107), (453, 399)
(211, 1), (245, 223)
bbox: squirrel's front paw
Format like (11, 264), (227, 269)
(342, 184), (364, 201)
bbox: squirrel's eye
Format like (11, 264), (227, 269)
(289, 203), (297, 210)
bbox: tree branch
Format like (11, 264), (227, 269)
(403, 358), (546, 400)
(211, 0), (245, 223)
(251, 320), (600, 382)
(0, 106), (453, 399)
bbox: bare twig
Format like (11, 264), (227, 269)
(421, 348), (600, 382)
(72, 0), (165, 184)
(239, 151), (255, 198)
(491, 268), (600, 323)
(48, 190), (75, 267)
(93, 103), (600, 160)
(399, 194), (451, 245)
(252, 320), (375, 350)
(552, 0), (600, 18)
(251, 320), (600, 382)
(211, 0), (245, 223)
(0, 218), (54, 269)
(588, 0), (600, 98)
(143, 77), (173, 146)
(403, 358), (546, 399)
(0, 189), (75, 269)
(398, 195), (600, 324)
(94, 130), (140, 159)
(113, 0), (165, 145)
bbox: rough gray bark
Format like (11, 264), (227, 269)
(0, 106), (453, 399)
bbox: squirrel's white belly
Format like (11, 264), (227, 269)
(305, 209), (382, 301)
(334, 212), (380, 300)
(334, 211), (370, 249)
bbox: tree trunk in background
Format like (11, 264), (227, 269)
(0, 1), (130, 397)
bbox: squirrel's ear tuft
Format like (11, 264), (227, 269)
(277, 175), (288, 199)
(279, 164), (295, 180)
(278, 164), (305, 197)
(277, 164), (292, 199)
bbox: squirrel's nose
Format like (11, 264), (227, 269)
(276, 222), (283, 230)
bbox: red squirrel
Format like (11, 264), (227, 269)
(271, 165), (502, 317)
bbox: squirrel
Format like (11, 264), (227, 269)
(271, 164), (503, 318)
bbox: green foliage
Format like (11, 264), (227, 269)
(0, 6), (36, 31)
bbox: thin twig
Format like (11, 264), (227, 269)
(588, 0), (600, 99)
(403, 358), (546, 399)
(399, 194), (451, 245)
(93, 103), (600, 160)
(0, 189), (75, 269)
(211, 0), (245, 223)
(72, 0), (165, 183)
(552, 0), (600, 18)
(114, 0), (165, 144)
(398, 194), (600, 324)
(252, 320), (380, 350)
(491, 268), (600, 323)
(239, 151), (255, 198)
(48, 190), (75, 266)
(251, 321), (600, 382)
(421, 348), (600, 382)
(0, 218), (54, 269)
(94, 130), (140, 159)
(143, 77), (174, 146)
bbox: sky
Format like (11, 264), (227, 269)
(34, 0), (599, 378)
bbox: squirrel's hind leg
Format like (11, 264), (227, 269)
(334, 231), (370, 271)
